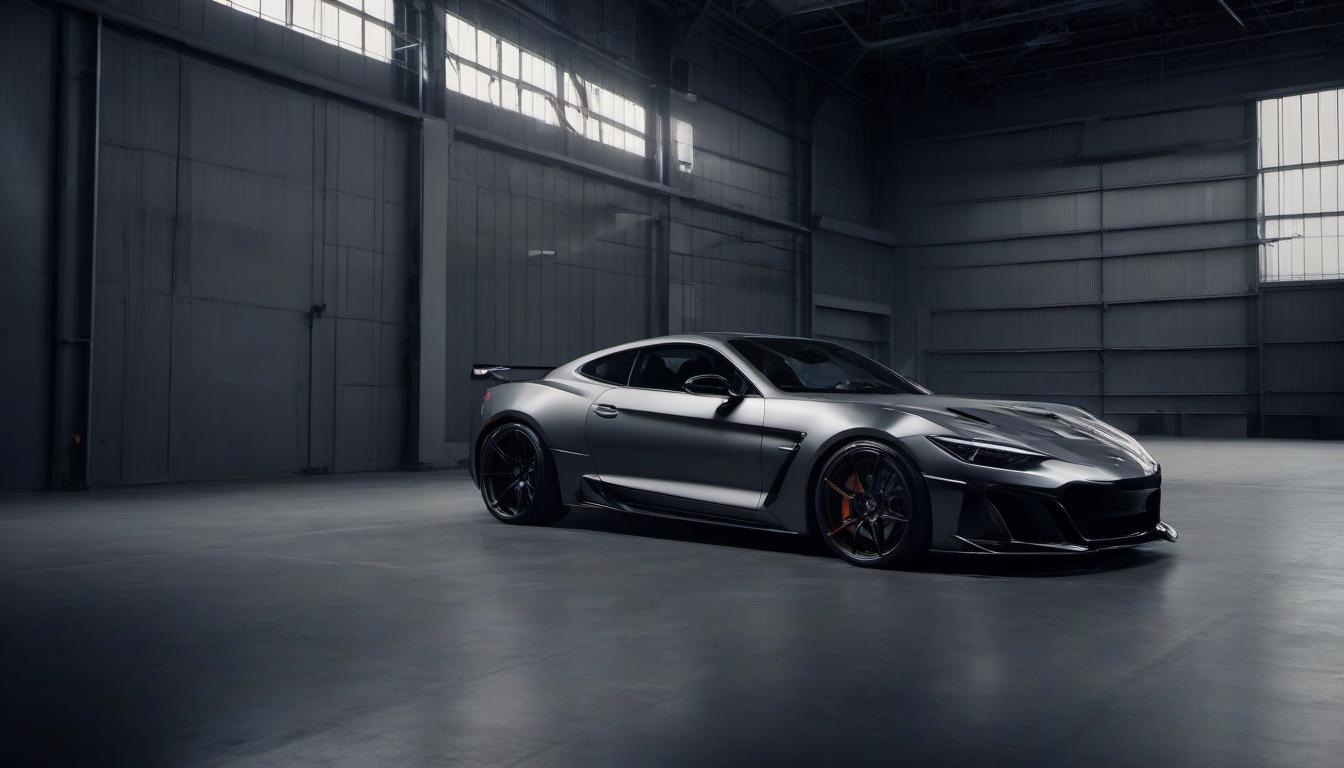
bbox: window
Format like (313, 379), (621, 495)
(445, 12), (646, 156)
(445, 12), (558, 124)
(564, 74), (647, 156)
(579, 350), (637, 386)
(1258, 87), (1344, 282)
(673, 118), (694, 173)
(629, 346), (751, 393)
(212, 0), (397, 62)
(728, 338), (929, 395)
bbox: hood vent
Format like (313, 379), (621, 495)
(946, 407), (992, 425)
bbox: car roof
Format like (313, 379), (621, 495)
(556, 333), (828, 383)
(647, 332), (813, 342)
(562, 333), (824, 366)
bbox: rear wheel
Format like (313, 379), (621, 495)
(478, 423), (566, 525)
(814, 440), (928, 568)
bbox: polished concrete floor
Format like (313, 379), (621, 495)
(3, 437), (1344, 767)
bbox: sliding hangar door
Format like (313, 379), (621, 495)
(91, 31), (414, 485)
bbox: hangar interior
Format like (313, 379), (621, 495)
(2, 0), (1343, 766)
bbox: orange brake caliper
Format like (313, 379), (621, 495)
(839, 472), (863, 521)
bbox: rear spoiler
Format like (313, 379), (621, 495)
(470, 364), (556, 383)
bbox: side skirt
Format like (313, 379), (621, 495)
(567, 501), (802, 535)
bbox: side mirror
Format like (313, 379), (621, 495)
(683, 373), (741, 399)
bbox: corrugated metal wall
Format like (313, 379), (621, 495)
(7, 0), (813, 481)
(91, 30), (413, 484)
(668, 206), (797, 335)
(885, 92), (1344, 437)
(0, 0), (58, 490)
(813, 94), (873, 225)
(810, 94), (915, 372)
(666, 40), (801, 337)
(1261, 283), (1344, 437)
(440, 140), (658, 443)
(97, 0), (409, 102)
(430, 6), (805, 453)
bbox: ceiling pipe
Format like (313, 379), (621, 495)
(1216, 0), (1247, 28)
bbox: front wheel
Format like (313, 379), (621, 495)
(813, 440), (929, 568)
(477, 422), (566, 525)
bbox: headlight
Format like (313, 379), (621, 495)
(926, 436), (1048, 470)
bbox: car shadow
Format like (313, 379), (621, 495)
(555, 506), (1173, 577)
(917, 547), (1173, 578)
(556, 506), (829, 558)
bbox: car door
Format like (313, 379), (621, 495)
(585, 344), (765, 520)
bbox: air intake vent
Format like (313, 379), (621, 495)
(946, 407), (991, 424)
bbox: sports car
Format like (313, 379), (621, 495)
(469, 333), (1177, 568)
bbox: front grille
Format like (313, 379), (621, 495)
(985, 488), (1067, 544)
(1059, 481), (1160, 541)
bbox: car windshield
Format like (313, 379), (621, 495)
(728, 338), (931, 395)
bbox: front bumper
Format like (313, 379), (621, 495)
(924, 471), (1177, 554)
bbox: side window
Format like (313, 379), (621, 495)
(629, 345), (752, 393)
(580, 349), (637, 385)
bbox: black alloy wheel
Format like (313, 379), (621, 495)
(478, 423), (565, 525)
(814, 440), (928, 567)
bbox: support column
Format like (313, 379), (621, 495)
(652, 85), (673, 337)
(50, 9), (100, 491)
(416, 119), (451, 468)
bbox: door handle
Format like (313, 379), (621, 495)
(592, 404), (619, 418)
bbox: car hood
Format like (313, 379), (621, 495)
(796, 393), (1159, 475)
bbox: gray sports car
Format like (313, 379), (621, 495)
(469, 333), (1177, 568)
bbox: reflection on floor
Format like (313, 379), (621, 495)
(3, 437), (1343, 767)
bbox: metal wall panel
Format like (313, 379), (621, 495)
(812, 232), (897, 307)
(1104, 298), (1252, 348)
(894, 124), (1080, 173)
(1084, 105), (1246, 155)
(669, 204), (797, 336)
(0, 0), (58, 489)
(814, 96), (873, 224)
(887, 92), (1265, 435)
(1102, 178), (1247, 229)
(905, 233), (1102, 269)
(889, 164), (1097, 207)
(1101, 149), (1247, 188)
(673, 97), (795, 223)
(923, 347), (1103, 415)
(1102, 248), (1251, 302)
(1260, 284), (1344, 435)
(816, 306), (888, 364)
(1262, 286), (1344, 343)
(1104, 349), (1250, 394)
(681, 32), (793, 134)
(440, 141), (660, 444)
(931, 307), (1100, 351)
(91, 31), (411, 485)
(924, 259), (1099, 309)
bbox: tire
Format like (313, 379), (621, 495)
(477, 422), (567, 525)
(813, 439), (929, 568)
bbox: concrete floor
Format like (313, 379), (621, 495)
(3, 438), (1344, 767)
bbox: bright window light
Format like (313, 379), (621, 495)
(1258, 87), (1344, 282)
(213, 0), (399, 63)
(445, 12), (645, 156)
(446, 12), (558, 124)
(673, 118), (693, 172)
(563, 73), (646, 156)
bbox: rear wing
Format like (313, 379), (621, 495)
(470, 364), (556, 383)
